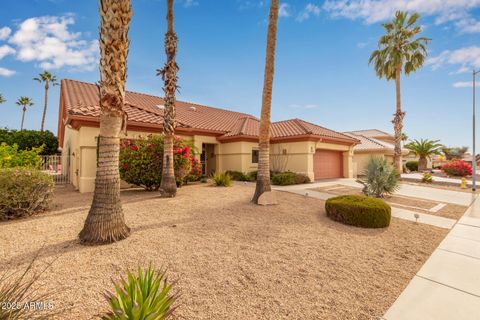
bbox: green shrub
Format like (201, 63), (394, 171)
(0, 143), (42, 169)
(226, 170), (255, 181)
(357, 156), (400, 197)
(325, 195), (391, 228)
(247, 170), (257, 181)
(0, 168), (54, 220)
(119, 135), (198, 191)
(422, 172), (433, 183)
(271, 172), (311, 186)
(0, 129), (58, 155)
(405, 161), (418, 172)
(103, 266), (177, 320)
(212, 172), (232, 187)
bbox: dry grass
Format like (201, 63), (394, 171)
(0, 183), (447, 320)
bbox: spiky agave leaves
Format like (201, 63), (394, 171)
(103, 266), (178, 320)
(357, 156), (401, 198)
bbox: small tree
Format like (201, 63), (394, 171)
(357, 156), (400, 198)
(0, 94), (5, 104)
(442, 146), (468, 160)
(16, 97), (34, 130)
(405, 139), (443, 171)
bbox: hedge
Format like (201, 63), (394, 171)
(0, 129), (58, 155)
(325, 195), (391, 228)
(271, 172), (311, 186)
(405, 161), (418, 172)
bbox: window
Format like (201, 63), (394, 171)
(252, 149), (259, 164)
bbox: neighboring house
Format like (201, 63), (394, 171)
(344, 129), (409, 176)
(58, 79), (359, 192)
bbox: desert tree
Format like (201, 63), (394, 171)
(405, 139), (443, 171)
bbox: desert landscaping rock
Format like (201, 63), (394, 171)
(0, 184), (447, 319)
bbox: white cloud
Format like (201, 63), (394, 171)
(296, 3), (321, 22)
(7, 15), (98, 71)
(456, 18), (480, 33)
(453, 81), (480, 88)
(0, 45), (15, 60)
(0, 27), (11, 40)
(181, 0), (199, 7)
(323, 0), (480, 31)
(279, 3), (291, 18)
(427, 46), (480, 73)
(0, 67), (15, 77)
(357, 41), (367, 49)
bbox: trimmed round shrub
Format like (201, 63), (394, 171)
(0, 168), (54, 220)
(405, 161), (418, 172)
(325, 195), (391, 228)
(294, 173), (311, 184)
(272, 172), (311, 186)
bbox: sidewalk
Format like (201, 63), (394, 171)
(383, 195), (480, 320)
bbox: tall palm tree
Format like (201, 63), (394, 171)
(34, 71), (58, 132)
(405, 139), (443, 171)
(156, 0), (178, 198)
(0, 94), (5, 104)
(252, 0), (279, 205)
(369, 11), (430, 173)
(16, 97), (34, 130)
(79, 0), (132, 244)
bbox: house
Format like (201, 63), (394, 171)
(58, 79), (359, 193)
(344, 129), (409, 175)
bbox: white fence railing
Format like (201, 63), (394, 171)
(40, 155), (71, 185)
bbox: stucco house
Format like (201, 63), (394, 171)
(58, 79), (359, 193)
(344, 129), (409, 176)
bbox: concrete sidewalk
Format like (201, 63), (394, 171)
(383, 195), (480, 320)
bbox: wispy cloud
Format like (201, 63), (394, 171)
(0, 27), (11, 40)
(2, 14), (98, 71)
(0, 45), (15, 60)
(296, 3), (321, 22)
(453, 81), (480, 88)
(0, 67), (15, 77)
(180, 0), (199, 8)
(279, 3), (291, 18)
(323, 0), (480, 32)
(427, 46), (480, 73)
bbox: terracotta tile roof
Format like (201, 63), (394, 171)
(343, 133), (394, 151)
(61, 79), (357, 144)
(346, 129), (393, 138)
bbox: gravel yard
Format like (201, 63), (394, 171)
(0, 183), (447, 320)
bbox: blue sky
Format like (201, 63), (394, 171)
(0, 0), (479, 149)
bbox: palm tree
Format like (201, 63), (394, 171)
(405, 139), (443, 171)
(0, 94), (5, 104)
(369, 11), (430, 173)
(156, 0), (178, 198)
(16, 97), (34, 130)
(252, 0), (279, 205)
(79, 0), (132, 244)
(34, 71), (58, 132)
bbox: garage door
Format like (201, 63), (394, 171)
(314, 149), (343, 180)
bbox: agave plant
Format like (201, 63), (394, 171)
(357, 156), (400, 198)
(103, 266), (178, 320)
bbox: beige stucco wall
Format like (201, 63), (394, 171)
(352, 151), (396, 177)
(63, 125), (355, 192)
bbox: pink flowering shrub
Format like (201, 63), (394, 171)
(442, 160), (472, 177)
(119, 135), (201, 191)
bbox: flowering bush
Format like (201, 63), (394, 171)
(442, 160), (472, 177)
(119, 135), (200, 191)
(0, 143), (42, 169)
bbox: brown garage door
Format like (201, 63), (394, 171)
(314, 149), (343, 180)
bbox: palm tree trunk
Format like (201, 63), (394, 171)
(392, 66), (405, 173)
(20, 106), (26, 130)
(41, 82), (48, 132)
(418, 156), (428, 171)
(159, 0), (178, 198)
(79, 0), (132, 245)
(252, 0), (279, 205)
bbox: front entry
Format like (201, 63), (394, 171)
(201, 143), (217, 176)
(313, 149), (343, 180)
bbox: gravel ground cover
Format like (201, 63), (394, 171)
(0, 183), (447, 320)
